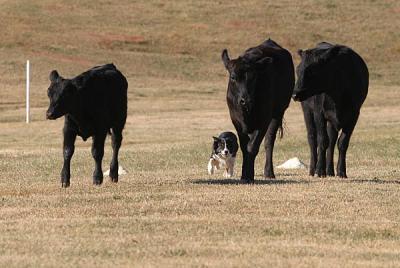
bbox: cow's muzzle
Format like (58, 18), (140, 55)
(46, 110), (56, 120)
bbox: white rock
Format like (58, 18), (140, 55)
(103, 166), (127, 176)
(276, 157), (307, 169)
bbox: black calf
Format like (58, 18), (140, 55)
(46, 64), (128, 187)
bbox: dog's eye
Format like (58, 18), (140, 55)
(230, 73), (237, 81)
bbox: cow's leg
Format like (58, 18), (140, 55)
(109, 127), (123, 182)
(61, 125), (77, 188)
(315, 113), (328, 177)
(264, 118), (281, 179)
(337, 113), (359, 178)
(239, 130), (265, 183)
(238, 133), (251, 182)
(303, 106), (317, 176)
(326, 121), (338, 176)
(91, 132), (107, 185)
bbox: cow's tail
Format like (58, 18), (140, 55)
(278, 118), (286, 139)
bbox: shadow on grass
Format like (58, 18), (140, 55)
(191, 178), (309, 185)
(348, 178), (400, 184)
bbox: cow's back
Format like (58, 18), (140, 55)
(307, 44), (369, 129)
(73, 64), (128, 129)
(242, 39), (295, 114)
(319, 46), (368, 112)
(342, 48), (369, 107)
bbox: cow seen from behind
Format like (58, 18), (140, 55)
(221, 38), (295, 183)
(292, 42), (369, 178)
(46, 63), (128, 187)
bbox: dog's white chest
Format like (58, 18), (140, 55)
(213, 155), (228, 167)
(208, 154), (236, 178)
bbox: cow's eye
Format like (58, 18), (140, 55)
(47, 89), (54, 98)
(230, 74), (237, 81)
(246, 72), (254, 80)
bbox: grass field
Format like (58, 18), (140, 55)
(0, 0), (400, 267)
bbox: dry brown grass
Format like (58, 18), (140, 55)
(0, 1), (400, 267)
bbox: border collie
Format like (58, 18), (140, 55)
(207, 131), (239, 178)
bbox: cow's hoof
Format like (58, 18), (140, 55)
(337, 173), (347, 178)
(110, 177), (118, 183)
(264, 171), (275, 179)
(316, 168), (326, 178)
(110, 169), (118, 180)
(61, 182), (70, 188)
(240, 178), (254, 184)
(93, 179), (103, 185)
(326, 168), (335, 177)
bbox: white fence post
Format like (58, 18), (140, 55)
(26, 60), (30, 123)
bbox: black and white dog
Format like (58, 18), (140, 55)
(208, 132), (239, 178)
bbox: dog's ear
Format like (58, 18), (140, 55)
(212, 136), (220, 142)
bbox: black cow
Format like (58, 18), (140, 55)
(221, 38), (295, 182)
(292, 42), (368, 178)
(46, 64), (128, 187)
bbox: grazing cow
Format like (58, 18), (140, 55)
(46, 64), (128, 187)
(292, 42), (368, 178)
(221, 38), (295, 182)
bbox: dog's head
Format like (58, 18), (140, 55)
(212, 133), (238, 159)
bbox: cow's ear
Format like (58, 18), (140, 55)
(49, 70), (59, 82)
(322, 46), (341, 61)
(297, 49), (304, 57)
(255, 56), (273, 70)
(221, 49), (230, 70)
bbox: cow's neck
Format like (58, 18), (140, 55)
(68, 99), (84, 123)
(67, 99), (94, 139)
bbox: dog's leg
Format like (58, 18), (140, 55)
(228, 157), (235, 177)
(208, 158), (216, 175)
(224, 168), (230, 178)
(225, 157), (235, 178)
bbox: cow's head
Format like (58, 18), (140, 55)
(221, 49), (273, 113)
(46, 70), (77, 120)
(292, 46), (341, 102)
